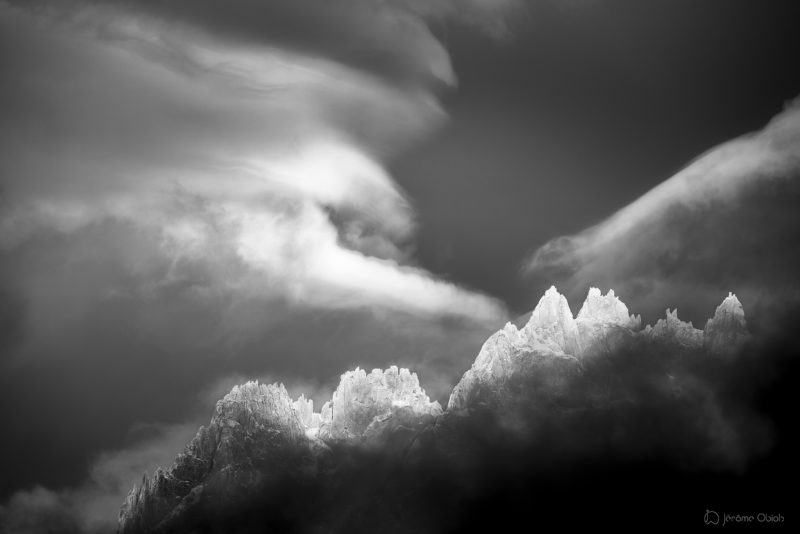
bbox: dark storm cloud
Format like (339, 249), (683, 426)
(2, 0), (798, 531)
(392, 0), (800, 315)
(0, 0), (518, 529)
(7, 0), (522, 90)
(525, 99), (800, 323)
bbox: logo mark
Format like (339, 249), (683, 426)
(705, 510), (720, 526)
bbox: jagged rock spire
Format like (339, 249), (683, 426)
(521, 286), (581, 355)
(450, 286), (751, 411)
(704, 292), (749, 354)
(575, 287), (641, 354)
(319, 366), (442, 440)
(293, 394), (322, 436)
(643, 308), (704, 348)
(576, 287), (640, 327)
(120, 286), (753, 532)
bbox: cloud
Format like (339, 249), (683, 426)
(0, 0), (514, 522)
(524, 98), (800, 322)
(0, 211), (501, 505)
(6, 0), (525, 92)
(0, 487), (82, 534)
(0, 422), (200, 534)
(0, 1), (507, 321)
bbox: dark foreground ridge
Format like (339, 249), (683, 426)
(119, 288), (797, 533)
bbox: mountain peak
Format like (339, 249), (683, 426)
(319, 366), (442, 440)
(643, 308), (704, 348)
(120, 286), (754, 533)
(704, 293), (749, 354)
(450, 287), (751, 411)
(716, 292), (745, 317)
(575, 287), (640, 354)
(576, 287), (639, 327)
(213, 380), (303, 434)
(544, 285), (560, 296)
(521, 285), (580, 355)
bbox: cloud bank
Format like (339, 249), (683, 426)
(525, 98), (800, 322)
(0, 0), (511, 321)
(0, 0), (519, 529)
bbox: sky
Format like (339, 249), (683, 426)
(0, 1), (799, 532)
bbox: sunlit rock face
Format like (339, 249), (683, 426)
(319, 366), (442, 441)
(448, 287), (748, 411)
(449, 286), (638, 411)
(704, 293), (750, 355)
(642, 308), (704, 348)
(119, 368), (442, 532)
(119, 287), (752, 533)
(293, 394), (322, 438)
(521, 286), (582, 355)
(118, 382), (316, 533)
(576, 287), (641, 355)
(447, 320), (581, 411)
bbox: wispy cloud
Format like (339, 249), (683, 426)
(0, 0), (513, 321)
(0, 1), (517, 527)
(524, 99), (800, 321)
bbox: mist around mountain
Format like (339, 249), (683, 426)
(115, 287), (797, 534)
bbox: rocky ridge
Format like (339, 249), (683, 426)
(119, 382), (314, 533)
(704, 292), (749, 354)
(118, 287), (750, 533)
(448, 287), (745, 410)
